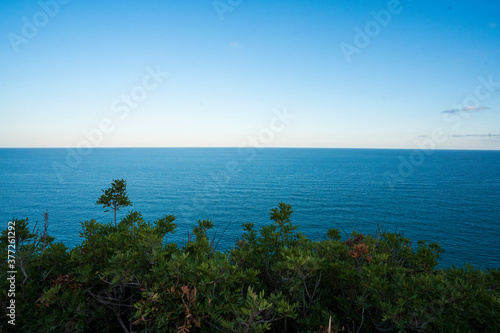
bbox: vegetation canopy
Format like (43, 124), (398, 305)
(1, 180), (499, 332)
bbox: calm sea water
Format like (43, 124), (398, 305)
(1, 148), (499, 269)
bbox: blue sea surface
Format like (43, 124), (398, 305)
(1, 148), (499, 268)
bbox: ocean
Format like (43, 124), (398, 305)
(1, 148), (499, 268)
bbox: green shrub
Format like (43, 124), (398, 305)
(1, 186), (499, 332)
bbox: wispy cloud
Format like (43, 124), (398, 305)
(451, 133), (500, 138)
(418, 133), (500, 139)
(229, 41), (240, 49)
(441, 105), (491, 113)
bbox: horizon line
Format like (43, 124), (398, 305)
(1, 146), (500, 151)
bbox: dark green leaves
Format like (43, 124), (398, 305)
(2, 193), (499, 332)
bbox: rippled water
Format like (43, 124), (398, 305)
(1, 148), (499, 268)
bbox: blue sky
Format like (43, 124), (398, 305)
(1, 0), (499, 149)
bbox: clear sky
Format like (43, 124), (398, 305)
(1, 0), (499, 149)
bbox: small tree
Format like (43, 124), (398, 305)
(96, 179), (132, 226)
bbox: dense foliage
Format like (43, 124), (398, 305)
(1, 184), (499, 332)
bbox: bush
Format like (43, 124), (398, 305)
(1, 198), (499, 332)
